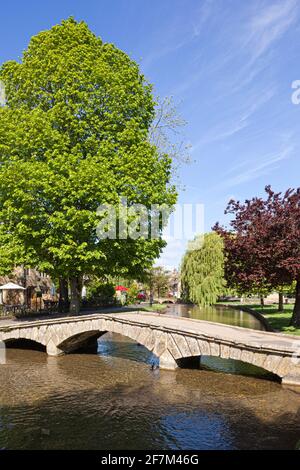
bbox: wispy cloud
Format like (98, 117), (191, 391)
(171, 0), (299, 99)
(191, 86), (276, 151)
(220, 145), (293, 189)
(192, 0), (214, 37)
(142, 36), (194, 70)
(139, 1), (299, 268)
(245, 0), (299, 63)
(142, 0), (214, 69)
(194, 121), (248, 149)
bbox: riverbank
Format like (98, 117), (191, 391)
(218, 302), (300, 336)
(140, 303), (167, 313)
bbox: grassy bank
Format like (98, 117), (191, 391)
(140, 303), (167, 313)
(219, 302), (300, 336)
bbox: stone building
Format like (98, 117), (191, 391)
(0, 267), (54, 307)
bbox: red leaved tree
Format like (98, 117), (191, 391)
(214, 186), (300, 327)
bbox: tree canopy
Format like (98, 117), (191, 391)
(0, 18), (177, 312)
(214, 186), (300, 326)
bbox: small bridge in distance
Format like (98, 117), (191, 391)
(0, 311), (300, 386)
(157, 298), (176, 304)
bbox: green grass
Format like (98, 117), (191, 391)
(139, 303), (167, 313)
(219, 302), (300, 336)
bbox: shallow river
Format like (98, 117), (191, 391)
(0, 305), (300, 450)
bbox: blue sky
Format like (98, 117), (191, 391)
(1, 0), (299, 269)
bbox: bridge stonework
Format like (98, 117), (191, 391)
(1, 312), (300, 386)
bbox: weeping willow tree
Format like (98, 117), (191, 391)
(181, 232), (226, 306)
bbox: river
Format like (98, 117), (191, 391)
(0, 305), (299, 450)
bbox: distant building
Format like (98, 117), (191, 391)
(0, 267), (54, 307)
(168, 268), (181, 299)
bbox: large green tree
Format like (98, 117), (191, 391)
(181, 232), (226, 306)
(0, 18), (176, 313)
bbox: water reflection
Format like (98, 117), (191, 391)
(163, 303), (265, 330)
(0, 333), (300, 450)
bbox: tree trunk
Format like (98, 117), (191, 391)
(69, 277), (82, 315)
(58, 278), (69, 313)
(278, 292), (284, 312)
(290, 279), (300, 327)
(260, 295), (264, 308)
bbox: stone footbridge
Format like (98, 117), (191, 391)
(1, 311), (300, 386)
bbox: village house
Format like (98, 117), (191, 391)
(0, 267), (55, 308)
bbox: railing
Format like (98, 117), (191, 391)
(0, 301), (59, 319)
(0, 304), (18, 318)
(42, 300), (59, 313)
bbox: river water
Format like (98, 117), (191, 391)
(0, 305), (300, 450)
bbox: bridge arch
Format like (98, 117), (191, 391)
(2, 330), (47, 348)
(198, 354), (281, 382)
(54, 318), (161, 360)
(57, 331), (104, 354)
(166, 333), (287, 380)
(4, 337), (46, 352)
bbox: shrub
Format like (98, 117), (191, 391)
(86, 281), (115, 307)
(126, 282), (139, 304)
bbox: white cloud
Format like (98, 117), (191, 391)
(192, 0), (214, 37)
(171, 1), (299, 99)
(220, 145), (293, 189)
(245, 0), (299, 62)
(191, 86), (276, 151)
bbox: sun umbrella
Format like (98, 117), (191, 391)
(0, 282), (26, 308)
(0, 282), (26, 290)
